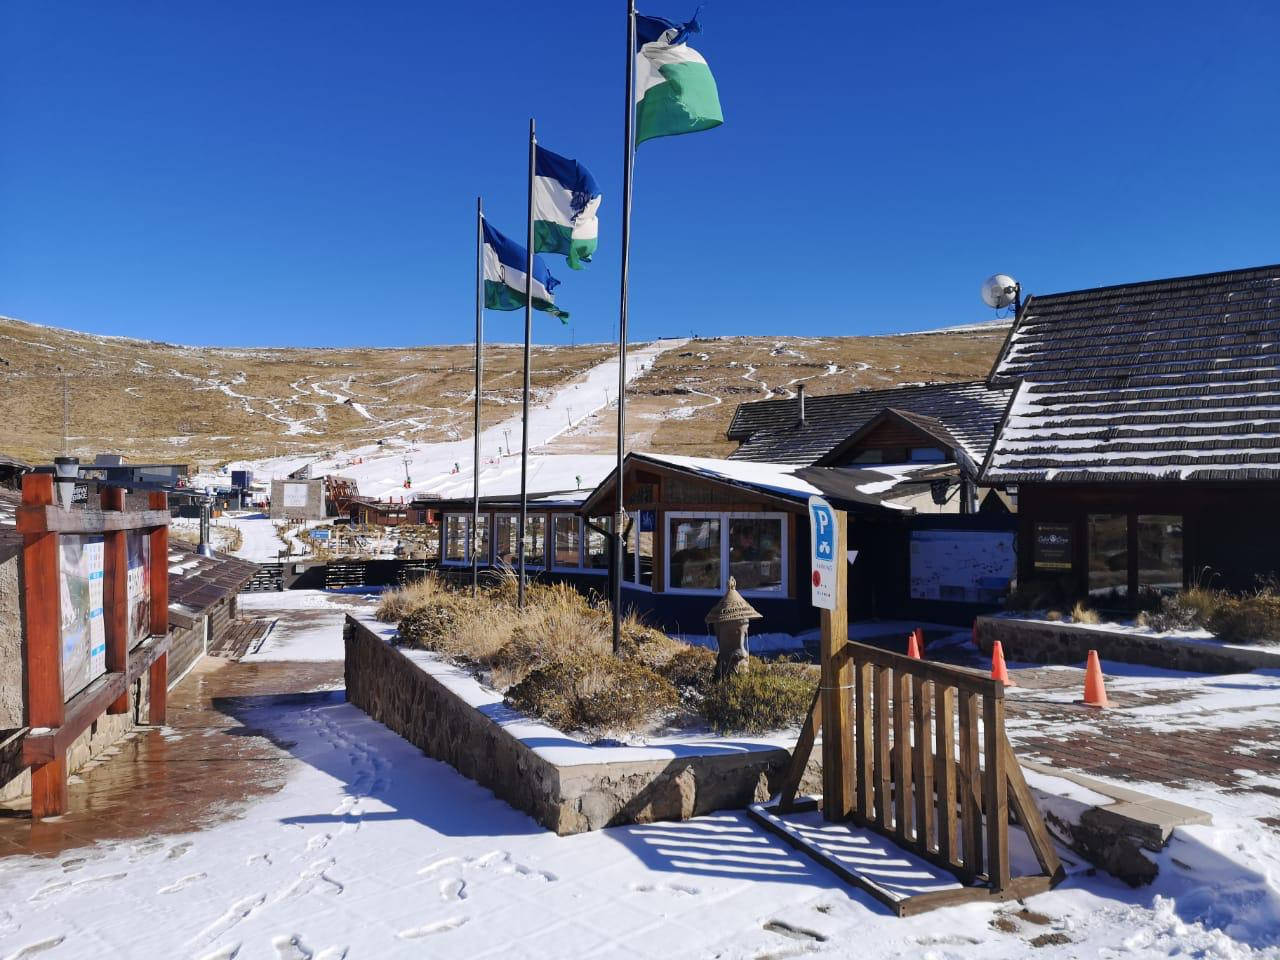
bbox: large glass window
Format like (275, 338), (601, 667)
(493, 514), (519, 568)
(729, 516), (784, 592)
(553, 515), (581, 568)
(471, 514), (490, 566)
(585, 516), (611, 570)
(637, 516), (654, 587)
(669, 516), (721, 590)
(622, 514), (637, 583)
(523, 514), (546, 567)
(1137, 514), (1183, 595)
(444, 514), (468, 563)
(1088, 513), (1128, 599)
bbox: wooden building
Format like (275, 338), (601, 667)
(349, 496), (411, 527)
(581, 452), (1016, 634)
(982, 264), (1280, 605)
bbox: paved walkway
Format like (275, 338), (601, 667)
(0, 658), (343, 859)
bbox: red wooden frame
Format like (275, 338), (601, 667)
(18, 473), (171, 819)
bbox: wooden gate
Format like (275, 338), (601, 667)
(749, 642), (1064, 915)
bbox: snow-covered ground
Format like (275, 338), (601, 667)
(1, 594), (1279, 958)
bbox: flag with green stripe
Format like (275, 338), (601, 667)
(635, 12), (723, 145)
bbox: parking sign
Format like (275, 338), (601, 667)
(808, 495), (837, 610)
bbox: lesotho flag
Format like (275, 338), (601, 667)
(533, 147), (601, 271)
(635, 11), (723, 145)
(483, 221), (569, 322)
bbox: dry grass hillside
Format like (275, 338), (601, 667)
(0, 316), (612, 466)
(554, 324), (1012, 458)
(0, 316), (1010, 467)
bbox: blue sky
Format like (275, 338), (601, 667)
(3, 1), (1278, 348)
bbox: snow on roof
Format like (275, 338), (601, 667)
(633, 452), (929, 508)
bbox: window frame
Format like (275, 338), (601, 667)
(521, 512), (549, 570)
(441, 511), (491, 566)
(662, 510), (789, 598)
(551, 513), (584, 571)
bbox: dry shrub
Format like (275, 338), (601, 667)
(698, 660), (818, 735)
(505, 653), (677, 734)
(1207, 592), (1280, 645)
(1070, 601), (1100, 625)
(660, 644), (717, 695)
(377, 575), (447, 622)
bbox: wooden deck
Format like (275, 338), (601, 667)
(209, 618), (274, 661)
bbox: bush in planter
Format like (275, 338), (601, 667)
(505, 653), (678, 733)
(698, 660), (818, 735)
(660, 644), (717, 696)
(1207, 591), (1280, 645)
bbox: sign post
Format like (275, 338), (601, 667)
(809, 496), (852, 821)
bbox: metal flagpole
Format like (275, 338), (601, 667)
(612, 0), (637, 656)
(472, 196), (484, 597)
(518, 118), (536, 608)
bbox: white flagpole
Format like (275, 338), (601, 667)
(612, 0), (637, 657)
(518, 118), (536, 608)
(472, 196), (484, 596)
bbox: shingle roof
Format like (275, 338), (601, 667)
(167, 545), (259, 624)
(983, 264), (1280, 483)
(726, 381), (1012, 466)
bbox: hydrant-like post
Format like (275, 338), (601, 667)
(705, 577), (763, 680)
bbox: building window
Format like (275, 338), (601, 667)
(851, 450), (884, 464)
(669, 516), (721, 590)
(1087, 513), (1128, 600)
(553, 515), (581, 568)
(622, 514), (638, 584)
(493, 514), (518, 567)
(585, 516), (611, 570)
(523, 514), (546, 568)
(664, 511), (789, 596)
(909, 447), (946, 463)
(444, 514), (468, 563)
(729, 516), (785, 592)
(1137, 514), (1183, 595)
(472, 514), (490, 566)
(637, 519), (654, 587)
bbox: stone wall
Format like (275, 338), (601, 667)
(344, 615), (807, 835)
(976, 616), (1280, 673)
(0, 553), (23, 731)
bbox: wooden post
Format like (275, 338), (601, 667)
(912, 676), (933, 851)
(983, 695), (1010, 890)
(819, 509), (852, 821)
(147, 491), (169, 724)
(892, 668), (913, 842)
(854, 656), (873, 820)
(101, 486), (130, 715)
(22, 473), (66, 819)
(934, 683), (958, 867)
(958, 691), (983, 879)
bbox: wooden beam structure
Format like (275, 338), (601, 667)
(17, 475), (173, 819)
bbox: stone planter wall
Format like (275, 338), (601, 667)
(344, 615), (809, 835)
(975, 616), (1280, 673)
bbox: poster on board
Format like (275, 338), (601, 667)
(59, 535), (106, 699)
(909, 529), (1015, 603)
(283, 482), (309, 508)
(126, 531), (152, 643)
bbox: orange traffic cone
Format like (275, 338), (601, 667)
(972, 619), (979, 647)
(990, 640), (1014, 686)
(913, 627), (926, 653)
(906, 632), (922, 659)
(1083, 649), (1109, 707)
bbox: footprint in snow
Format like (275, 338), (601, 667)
(397, 917), (469, 940)
(158, 873), (207, 894)
(762, 920), (828, 943)
(167, 841), (193, 860)
(194, 943), (241, 960)
(2, 935), (66, 958)
(272, 934), (315, 959)
(631, 882), (700, 896)
(439, 878), (467, 901)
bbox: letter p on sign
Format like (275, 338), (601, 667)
(808, 495), (837, 610)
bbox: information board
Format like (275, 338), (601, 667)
(909, 529), (1015, 603)
(1033, 521), (1074, 571)
(283, 482), (309, 508)
(59, 535), (106, 699)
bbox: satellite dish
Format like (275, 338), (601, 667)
(981, 274), (1019, 309)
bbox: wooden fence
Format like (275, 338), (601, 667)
(18, 473), (171, 819)
(754, 641), (1064, 915)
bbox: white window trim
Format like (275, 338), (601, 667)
(442, 512), (491, 566)
(521, 512), (549, 570)
(580, 516), (611, 575)
(663, 510), (789, 598)
(622, 509), (657, 591)
(551, 514), (584, 572)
